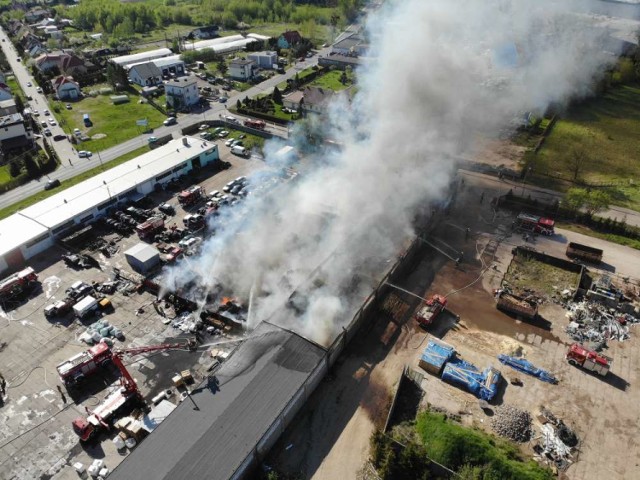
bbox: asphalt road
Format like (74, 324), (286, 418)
(0, 26), (331, 209)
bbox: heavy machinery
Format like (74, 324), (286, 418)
(178, 186), (205, 207)
(136, 216), (164, 240)
(414, 294), (447, 327)
(71, 339), (197, 441)
(566, 343), (611, 376)
(58, 339), (196, 387)
(0, 267), (39, 302)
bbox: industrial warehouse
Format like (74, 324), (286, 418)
(0, 136), (218, 272)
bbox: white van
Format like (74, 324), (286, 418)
(231, 145), (248, 157)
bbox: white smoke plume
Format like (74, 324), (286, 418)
(165, 0), (627, 346)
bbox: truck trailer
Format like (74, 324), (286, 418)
(566, 242), (603, 264)
(496, 291), (538, 320)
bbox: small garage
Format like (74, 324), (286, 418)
(124, 243), (160, 274)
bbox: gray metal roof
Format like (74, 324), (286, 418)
(110, 321), (326, 480)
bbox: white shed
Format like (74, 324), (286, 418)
(124, 243), (160, 274)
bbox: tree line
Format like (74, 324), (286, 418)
(57, 0), (360, 38)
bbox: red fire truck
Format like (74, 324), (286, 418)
(178, 186), (205, 207)
(71, 340), (197, 441)
(515, 213), (555, 235)
(566, 343), (611, 376)
(57, 340), (196, 387)
(136, 216), (164, 240)
(414, 295), (447, 327)
(0, 267), (38, 301)
(243, 119), (266, 130)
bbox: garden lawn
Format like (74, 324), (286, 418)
(534, 83), (640, 210)
(311, 69), (353, 91)
(55, 93), (166, 152)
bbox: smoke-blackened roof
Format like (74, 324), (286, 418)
(110, 321), (326, 480)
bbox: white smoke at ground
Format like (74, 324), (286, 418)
(164, 0), (619, 346)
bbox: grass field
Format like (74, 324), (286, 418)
(557, 222), (640, 250)
(54, 91), (166, 152)
(0, 146), (148, 220)
(533, 84), (640, 210)
(504, 255), (580, 297)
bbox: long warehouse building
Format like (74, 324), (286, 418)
(110, 321), (328, 480)
(0, 136), (219, 273)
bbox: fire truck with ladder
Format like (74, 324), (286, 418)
(414, 294), (448, 327)
(0, 267), (38, 302)
(566, 343), (611, 376)
(57, 340), (196, 387)
(71, 339), (197, 441)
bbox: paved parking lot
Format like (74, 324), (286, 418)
(0, 146), (280, 480)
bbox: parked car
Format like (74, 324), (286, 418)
(53, 134), (66, 141)
(163, 117), (177, 126)
(78, 150), (92, 158)
(26, 81), (32, 87)
(217, 130), (229, 138)
(73, 128), (81, 136)
(40, 121), (47, 128)
(158, 203), (175, 215)
(44, 179), (61, 190)
(32, 110), (40, 116)
(165, 247), (184, 263)
(225, 138), (236, 147)
(36, 87), (42, 93)
(65, 104), (72, 110)
(43, 109), (49, 116)
(199, 124), (209, 131)
(200, 132), (213, 140)
(43, 128), (52, 136)
(218, 97), (228, 103)
(48, 118), (56, 126)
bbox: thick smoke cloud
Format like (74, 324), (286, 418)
(166, 0), (621, 345)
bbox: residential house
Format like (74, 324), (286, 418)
(128, 63), (162, 87)
(331, 33), (368, 56)
(35, 53), (65, 72)
(283, 86), (334, 114)
(228, 58), (254, 81)
(0, 113), (28, 150)
(44, 26), (63, 40)
(35, 52), (86, 76)
(19, 32), (43, 52)
(28, 44), (47, 57)
(0, 83), (12, 102)
(277, 31), (302, 49)
(25, 8), (50, 23)
(60, 54), (87, 76)
(186, 26), (219, 40)
(165, 77), (199, 110)
(318, 54), (362, 71)
(51, 76), (81, 100)
(248, 51), (277, 69)
(0, 100), (17, 117)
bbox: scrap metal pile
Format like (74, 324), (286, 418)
(490, 405), (533, 442)
(566, 300), (639, 345)
(533, 408), (579, 472)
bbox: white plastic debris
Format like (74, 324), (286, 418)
(73, 462), (85, 474)
(112, 436), (125, 450)
(99, 467), (110, 477)
(125, 438), (137, 449)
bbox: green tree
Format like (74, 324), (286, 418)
(565, 188), (611, 217)
(217, 58), (228, 75)
(236, 99), (242, 110)
(567, 147), (589, 182)
(23, 153), (40, 178)
(9, 160), (21, 178)
(106, 63), (129, 88)
(13, 94), (24, 113)
(272, 86), (282, 104)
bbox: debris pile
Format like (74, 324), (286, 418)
(533, 408), (578, 471)
(490, 405), (532, 442)
(566, 300), (639, 344)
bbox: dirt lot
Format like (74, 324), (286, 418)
(0, 147), (273, 480)
(268, 172), (640, 480)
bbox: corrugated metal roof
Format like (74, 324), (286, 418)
(111, 48), (172, 66)
(0, 136), (214, 258)
(110, 321), (326, 480)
